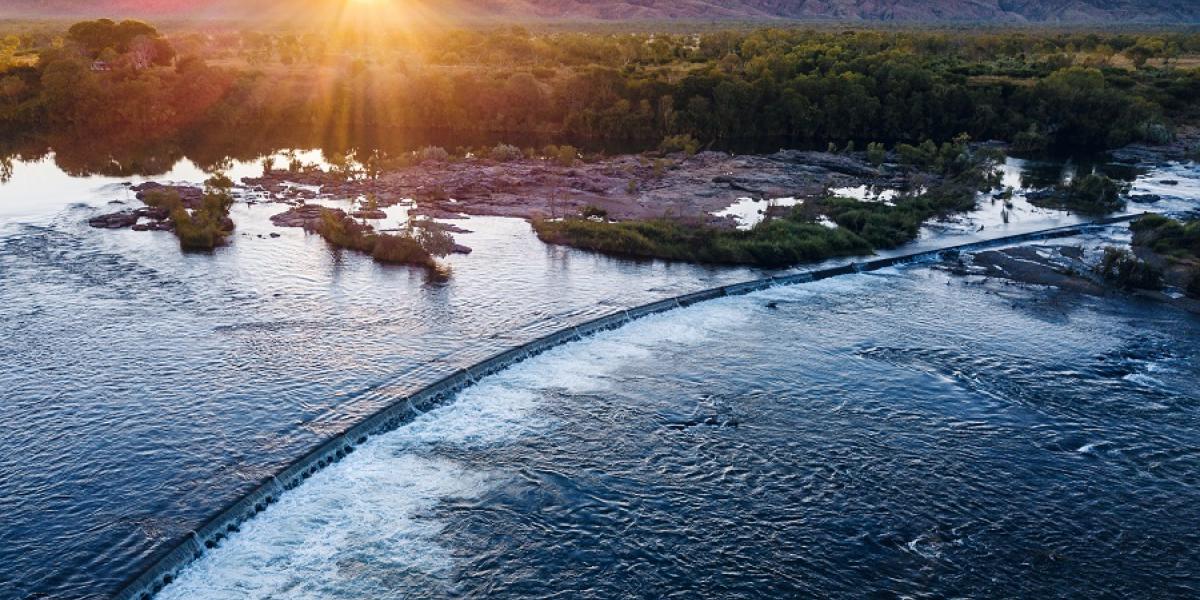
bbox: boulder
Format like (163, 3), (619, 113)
(270, 205), (342, 231)
(88, 211), (140, 229)
(132, 182), (204, 209)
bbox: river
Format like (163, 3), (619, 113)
(0, 144), (1198, 599)
(161, 259), (1200, 599)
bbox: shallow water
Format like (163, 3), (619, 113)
(712, 196), (803, 229)
(0, 149), (1197, 599)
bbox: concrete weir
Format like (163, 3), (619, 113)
(114, 214), (1140, 600)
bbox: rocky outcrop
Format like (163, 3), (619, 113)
(132, 182), (204, 209)
(269, 205), (343, 231)
(88, 206), (173, 230)
(238, 149), (902, 228)
(1110, 127), (1200, 166)
(773, 150), (883, 178)
(88, 210), (140, 229)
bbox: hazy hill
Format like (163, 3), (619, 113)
(467, 0), (1200, 23)
(2, 0), (1199, 23)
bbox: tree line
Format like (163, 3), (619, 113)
(1, 21), (1199, 153)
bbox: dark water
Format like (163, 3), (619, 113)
(158, 266), (1200, 599)
(0, 158), (758, 598)
(1, 141), (1198, 599)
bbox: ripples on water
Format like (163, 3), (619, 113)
(0, 156), (758, 599)
(157, 270), (1200, 599)
(1, 152), (1198, 599)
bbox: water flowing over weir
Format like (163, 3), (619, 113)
(113, 214), (1145, 600)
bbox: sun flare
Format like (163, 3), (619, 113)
(324, 0), (442, 31)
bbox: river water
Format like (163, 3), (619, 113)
(1, 147), (1198, 599)
(161, 263), (1200, 599)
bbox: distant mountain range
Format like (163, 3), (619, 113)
(467, 0), (1200, 23)
(3, 0), (1199, 23)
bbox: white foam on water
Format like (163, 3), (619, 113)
(1123, 372), (1167, 390)
(158, 288), (769, 599)
(157, 449), (490, 600)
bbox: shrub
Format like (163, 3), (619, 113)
(1011, 125), (1049, 154)
(581, 205), (608, 219)
(489, 143), (524, 162)
(542, 144), (578, 167)
(413, 222), (456, 257)
(314, 208), (448, 268)
(1029, 173), (1126, 214)
(1131, 214), (1200, 298)
(1068, 173), (1125, 212)
(372, 233), (431, 265)
(1131, 214), (1200, 258)
(1139, 121), (1173, 145)
(169, 174), (235, 251)
(659, 134), (700, 156)
(895, 134), (981, 178)
(866, 142), (886, 166)
(416, 146), (450, 163)
(1097, 247), (1162, 291)
(141, 188), (182, 211)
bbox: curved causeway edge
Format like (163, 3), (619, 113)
(114, 213), (1141, 600)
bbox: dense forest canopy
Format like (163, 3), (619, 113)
(1, 20), (1198, 160)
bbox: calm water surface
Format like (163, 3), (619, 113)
(0, 146), (1197, 599)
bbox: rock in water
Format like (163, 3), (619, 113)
(88, 211), (140, 229)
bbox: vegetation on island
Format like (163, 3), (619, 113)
(535, 136), (1001, 267)
(143, 174), (236, 250)
(1096, 215), (1200, 297)
(1096, 247), (1163, 292)
(534, 215), (870, 267)
(1026, 173), (1128, 215)
(1, 21), (1199, 155)
(1130, 214), (1200, 297)
(314, 208), (455, 269)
